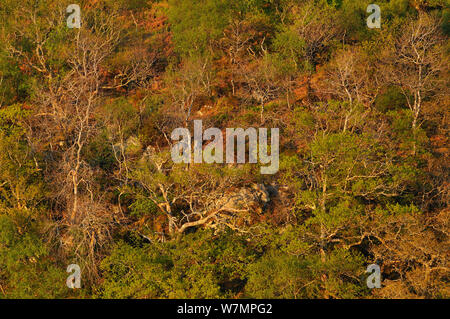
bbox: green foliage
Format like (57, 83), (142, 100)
(0, 105), (44, 211)
(97, 230), (256, 298)
(168, 0), (233, 57)
(0, 213), (70, 299)
(246, 248), (366, 298)
(375, 86), (408, 113)
(270, 28), (306, 74)
(0, 0), (447, 300)
(129, 196), (159, 218)
(442, 8), (450, 36)
(84, 131), (116, 171)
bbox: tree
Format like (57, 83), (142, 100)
(165, 56), (214, 126)
(383, 13), (447, 153)
(323, 46), (380, 132)
(3, 1), (123, 279)
(292, 0), (343, 68)
(127, 150), (256, 238)
(366, 207), (449, 298)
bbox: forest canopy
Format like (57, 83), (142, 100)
(0, 0), (448, 299)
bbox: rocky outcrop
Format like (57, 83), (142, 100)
(217, 183), (274, 213)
